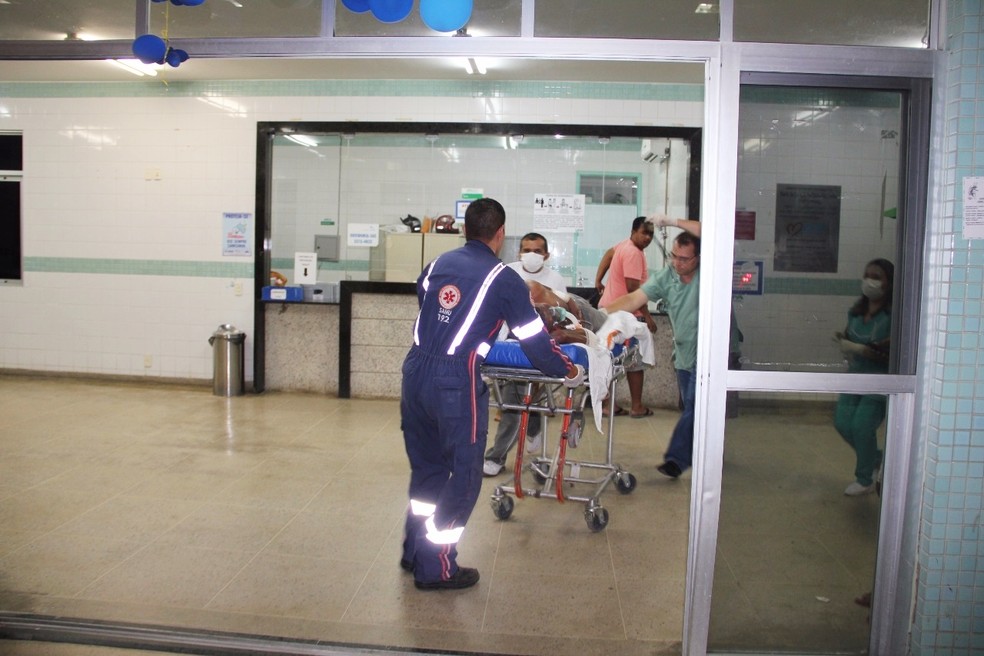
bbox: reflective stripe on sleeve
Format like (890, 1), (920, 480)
(512, 316), (546, 341)
(447, 263), (506, 355)
(476, 341), (491, 358)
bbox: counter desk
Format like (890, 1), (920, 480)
(257, 281), (680, 410)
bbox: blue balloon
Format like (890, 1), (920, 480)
(420, 0), (473, 33)
(368, 0), (412, 23)
(341, 0), (370, 12)
(132, 34), (167, 65)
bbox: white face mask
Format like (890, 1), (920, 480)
(861, 277), (884, 300)
(520, 251), (545, 273)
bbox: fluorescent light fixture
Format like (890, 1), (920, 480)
(285, 134), (319, 147)
(106, 59), (158, 77)
(462, 58), (487, 75)
(695, 3), (719, 13)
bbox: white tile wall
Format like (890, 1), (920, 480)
(0, 87), (699, 382)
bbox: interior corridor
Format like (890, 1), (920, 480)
(0, 375), (878, 655)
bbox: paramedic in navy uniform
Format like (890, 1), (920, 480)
(400, 197), (585, 590)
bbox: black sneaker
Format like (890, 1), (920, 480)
(414, 567), (480, 590)
(400, 558), (414, 572)
(657, 461), (682, 479)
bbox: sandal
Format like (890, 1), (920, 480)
(630, 408), (654, 419)
(602, 406), (626, 418)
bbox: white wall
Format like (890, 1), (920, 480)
(0, 82), (702, 383)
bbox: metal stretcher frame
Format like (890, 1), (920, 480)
(481, 342), (639, 532)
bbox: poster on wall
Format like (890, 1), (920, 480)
(773, 184), (840, 273)
(963, 176), (984, 239)
(532, 193), (585, 232)
(735, 210), (756, 240)
(222, 212), (253, 257)
(347, 223), (379, 247)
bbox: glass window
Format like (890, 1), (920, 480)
(265, 127), (699, 289)
(733, 86), (904, 375)
(153, 0), (324, 39)
(534, 0), (718, 40)
(335, 0), (521, 37)
(0, 0), (136, 41)
(735, 0), (930, 47)
(709, 393), (886, 652)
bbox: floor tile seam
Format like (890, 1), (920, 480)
(335, 511), (408, 624)
(198, 499), (324, 610)
(478, 520), (505, 633)
(605, 529), (632, 641)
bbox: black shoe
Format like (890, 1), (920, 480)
(657, 461), (682, 479)
(414, 567), (480, 590)
(400, 558), (414, 572)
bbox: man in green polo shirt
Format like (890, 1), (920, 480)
(603, 220), (700, 478)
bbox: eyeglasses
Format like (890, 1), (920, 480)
(669, 251), (697, 263)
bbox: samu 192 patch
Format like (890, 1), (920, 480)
(438, 284), (462, 310)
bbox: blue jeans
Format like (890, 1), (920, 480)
(664, 368), (696, 471)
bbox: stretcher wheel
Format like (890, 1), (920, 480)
(585, 506), (609, 532)
(491, 495), (514, 520)
(616, 472), (637, 494)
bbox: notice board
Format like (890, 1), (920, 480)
(773, 183), (840, 273)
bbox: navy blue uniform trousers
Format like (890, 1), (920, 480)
(400, 346), (488, 583)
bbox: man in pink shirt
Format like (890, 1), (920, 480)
(595, 216), (658, 417)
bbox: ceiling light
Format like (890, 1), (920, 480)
(695, 3), (719, 13)
(106, 59), (158, 77)
(462, 58), (486, 75)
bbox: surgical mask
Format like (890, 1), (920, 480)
(861, 277), (884, 300)
(520, 252), (545, 272)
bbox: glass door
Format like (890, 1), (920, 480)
(707, 75), (928, 653)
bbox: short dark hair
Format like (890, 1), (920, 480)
(520, 232), (549, 252)
(464, 198), (506, 242)
(631, 216), (650, 232)
(675, 231), (701, 256)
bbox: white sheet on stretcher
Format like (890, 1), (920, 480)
(567, 310), (656, 433)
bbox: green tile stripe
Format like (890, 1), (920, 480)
(764, 277), (861, 296)
(276, 134), (644, 151)
(24, 257), (252, 278)
(0, 79), (703, 101)
(271, 258), (368, 272)
(740, 86), (900, 108)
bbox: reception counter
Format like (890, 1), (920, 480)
(259, 281), (681, 410)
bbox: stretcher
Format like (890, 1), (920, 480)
(481, 315), (651, 531)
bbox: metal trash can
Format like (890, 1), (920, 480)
(208, 324), (246, 396)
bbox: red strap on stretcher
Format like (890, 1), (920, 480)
(512, 389), (533, 499)
(554, 392), (575, 503)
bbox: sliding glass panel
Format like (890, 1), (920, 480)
(534, 0), (718, 40)
(0, 0), (135, 41)
(733, 86), (903, 375)
(154, 0), (324, 38)
(735, 0), (930, 48)
(709, 393), (886, 652)
(335, 0), (521, 37)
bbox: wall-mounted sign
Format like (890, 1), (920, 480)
(455, 199), (471, 219)
(347, 223), (379, 247)
(733, 260), (764, 295)
(294, 252), (317, 285)
(735, 210), (756, 240)
(963, 176), (984, 239)
(532, 193), (585, 232)
(773, 184), (840, 273)
(222, 212), (252, 257)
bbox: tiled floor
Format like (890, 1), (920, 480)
(0, 375), (878, 655)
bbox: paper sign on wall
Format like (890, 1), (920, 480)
(222, 212), (252, 257)
(963, 176), (984, 239)
(348, 223), (379, 247)
(294, 252), (317, 285)
(532, 193), (585, 232)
